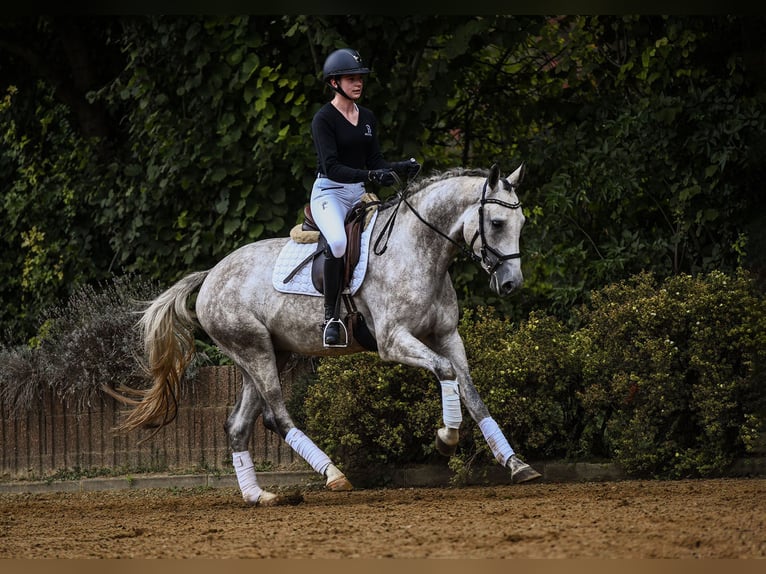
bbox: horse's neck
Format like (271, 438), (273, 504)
(381, 180), (474, 271)
(413, 178), (475, 234)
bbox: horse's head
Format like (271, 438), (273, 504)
(468, 163), (526, 296)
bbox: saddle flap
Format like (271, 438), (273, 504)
(343, 207), (367, 285)
(274, 209), (378, 298)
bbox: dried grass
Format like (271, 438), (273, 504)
(0, 274), (162, 414)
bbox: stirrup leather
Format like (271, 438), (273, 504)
(323, 318), (348, 348)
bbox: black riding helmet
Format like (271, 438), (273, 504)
(322, 48), (370, 100)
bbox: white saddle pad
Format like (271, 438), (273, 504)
(272, 211), (378, 296)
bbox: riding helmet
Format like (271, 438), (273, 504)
(322, 48), (371, 81)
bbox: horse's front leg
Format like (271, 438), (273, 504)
(435, 331), (541, 483)
(378, 328), (464, 456)
(380, 329), (540, 484)
(454, 369), (542, 483)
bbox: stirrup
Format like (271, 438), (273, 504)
(323, 318), (348, 348)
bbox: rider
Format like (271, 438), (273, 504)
(311, 47), (419, 347)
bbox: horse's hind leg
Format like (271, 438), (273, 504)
(260, 384), (353, 491)
(224, 371), (283, 506)
(227, 343), (353, 495)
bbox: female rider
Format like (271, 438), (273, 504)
(310, 48), (419, 346)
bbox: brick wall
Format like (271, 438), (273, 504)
(0, 366), (300, 480)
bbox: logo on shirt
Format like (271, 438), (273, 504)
(364, 124), (372, 137)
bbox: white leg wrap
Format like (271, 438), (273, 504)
(285, 428), (332, 475)
(479, 416), (515, 466)
(232, 450), (263, 504)
(440, 380), (462, 429)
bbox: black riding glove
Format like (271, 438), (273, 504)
(391, 158), (421, 179)
(368, 169), (396, 186)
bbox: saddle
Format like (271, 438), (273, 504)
(286, 193), (379, 293)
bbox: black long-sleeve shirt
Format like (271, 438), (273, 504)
(311, 102), (389, 183)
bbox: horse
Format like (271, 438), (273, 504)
(113, 162), (542, 506)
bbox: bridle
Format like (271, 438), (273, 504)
(372, 172), (523, 276)
(469, 177), (523, 274)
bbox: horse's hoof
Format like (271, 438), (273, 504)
(435, 428), (458, 456)
(243, 490), (276, 506)
(435, 435), (458, 456)
(257, 491), (281, 506)
(327, 475), (354, 491)
(507, 455), (542, 484)
(251, 490), (304, 507)
(325, 463), (354, 491)
(512, 466), (542, 484)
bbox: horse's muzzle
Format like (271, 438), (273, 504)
(489, 267), (523, 296)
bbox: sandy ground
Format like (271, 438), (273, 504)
(0, 478), (764, 559)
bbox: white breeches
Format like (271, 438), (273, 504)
(310, 178), (366, 258)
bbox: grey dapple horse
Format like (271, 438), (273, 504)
(114, 163), (541, 505)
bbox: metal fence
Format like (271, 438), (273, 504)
(0, 366), (300, 480)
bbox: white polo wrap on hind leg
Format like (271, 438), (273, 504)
(440, 380), (462, 429)
(232, 450), (263, 503)
(479, 416), (515, 466)
(285, 428), (332, 475)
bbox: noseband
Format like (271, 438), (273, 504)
(469, 178), (523, 275)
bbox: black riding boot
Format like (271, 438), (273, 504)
(322, 252), (344, 346)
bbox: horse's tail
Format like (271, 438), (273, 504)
(106, 270), (209, 438)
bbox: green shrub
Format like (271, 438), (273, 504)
(303, 352), (440, 485)
(576, 270), (766, 478)
(305, 269), (765, 481)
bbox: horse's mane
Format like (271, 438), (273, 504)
(378, 168), (490, 210)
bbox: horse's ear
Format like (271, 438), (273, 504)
(507, 162), (526, 187)
(488, 163), (500, 190)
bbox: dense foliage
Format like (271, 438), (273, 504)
(2, 15), (765, 344)
(303, 270), (766, 482)
(574, 270), (766, 478)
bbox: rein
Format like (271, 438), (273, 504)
(372, 172), (522, 275)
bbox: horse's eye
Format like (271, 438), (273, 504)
(491, 219), (504, 229)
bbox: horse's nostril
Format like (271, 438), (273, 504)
(502, 279), (522, 294)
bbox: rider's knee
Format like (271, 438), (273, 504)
(326, 238), (346, 259)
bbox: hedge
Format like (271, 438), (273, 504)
(303, 269), (766, 481)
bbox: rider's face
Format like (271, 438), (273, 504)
(336, 74), (364, 99)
